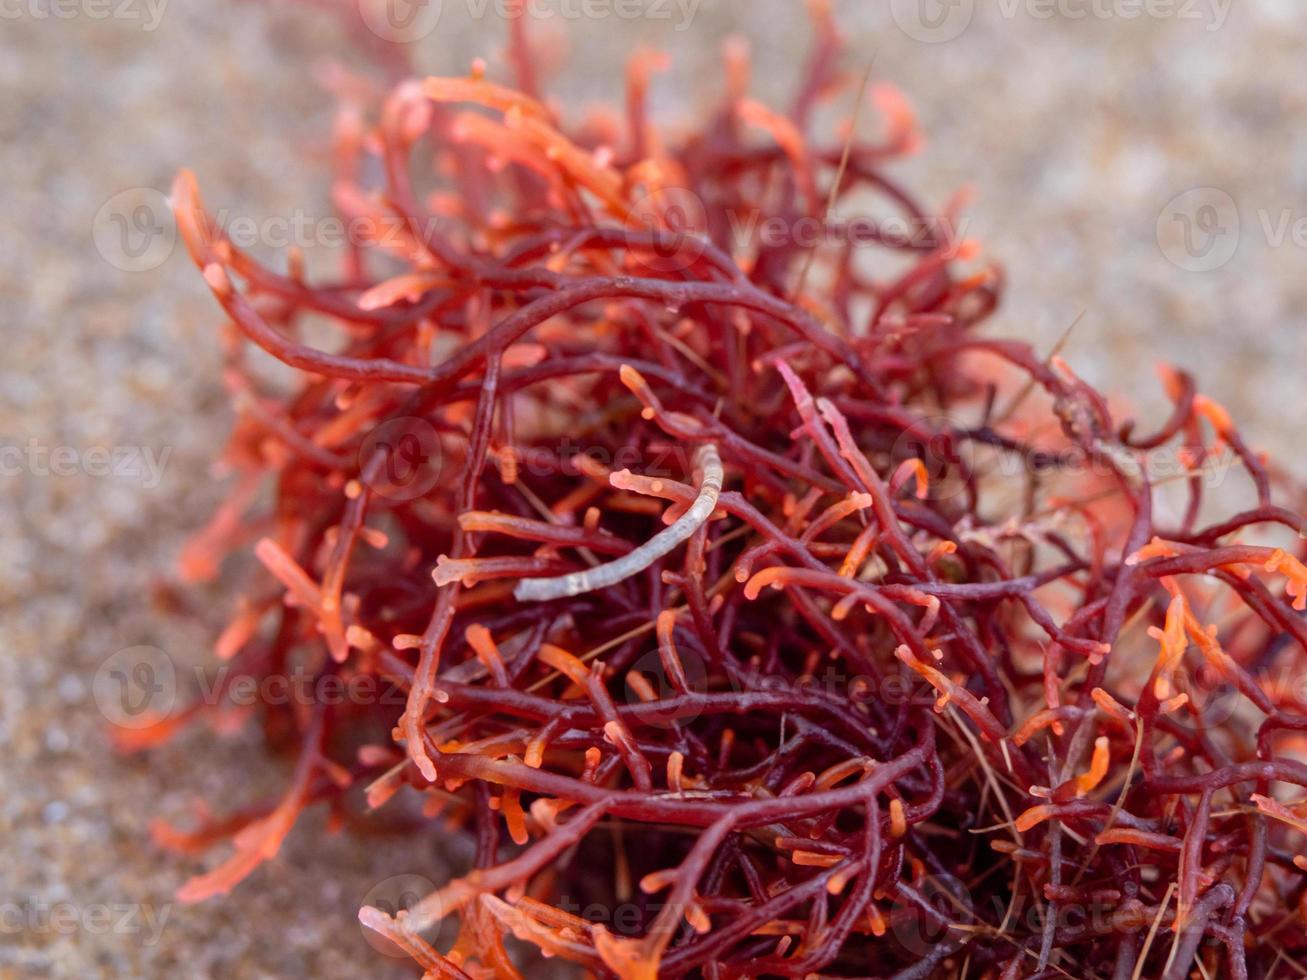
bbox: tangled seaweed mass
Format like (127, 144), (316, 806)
(133, 6), (1307, 977)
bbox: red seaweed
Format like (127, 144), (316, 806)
(136, 5), (1307, 977)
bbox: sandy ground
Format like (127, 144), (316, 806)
(1, 1), (1303, 976)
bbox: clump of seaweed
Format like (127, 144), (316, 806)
(137, 4), (1307, 976)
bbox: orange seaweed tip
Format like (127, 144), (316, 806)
(432, 555), (466, 587)
(1158, 693), (1190, 714)
(1126, 536), (1179, 566)
(899, 132), (926, 155)
(594, 929), (660, 980)
(867, 904), (888, 937)
(345, 624), (375, 650)
(1074, 737), (1110, 795)
(1151, 592), (1189, 674)
(889, 798), (907, 838)
(891, 458), (930, 499)
(953, 239), (982, 262)
(1014, 804), (1054, 833)
(1155, 362), (1185, 399)
(1265, 550), (1307, 611)
(949, 184), (978, 211)
(627, 47), (671, 78)
(639, 869), (678, 894)
(202, 263), (232, 297)
(722, 33), (750, 60)
(409, 740), (438, 784)
(1193, 394), (1234, 435)
(870, 84), (916, 128)
(1177, 445), (1203, 470)
(685, 902), (712, 935)
(619, 363), (645, 385)
(423, 75), (549, 122)
(168, 167), (197, 206)
(358, 273), (442, 311)
(743, 566), (789, 600)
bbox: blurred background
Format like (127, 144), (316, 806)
(1, 0), (1303, 975)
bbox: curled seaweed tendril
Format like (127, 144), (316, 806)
(515, 442), (723, 603)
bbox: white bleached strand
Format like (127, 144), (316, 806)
(513, 443), (723, 602)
